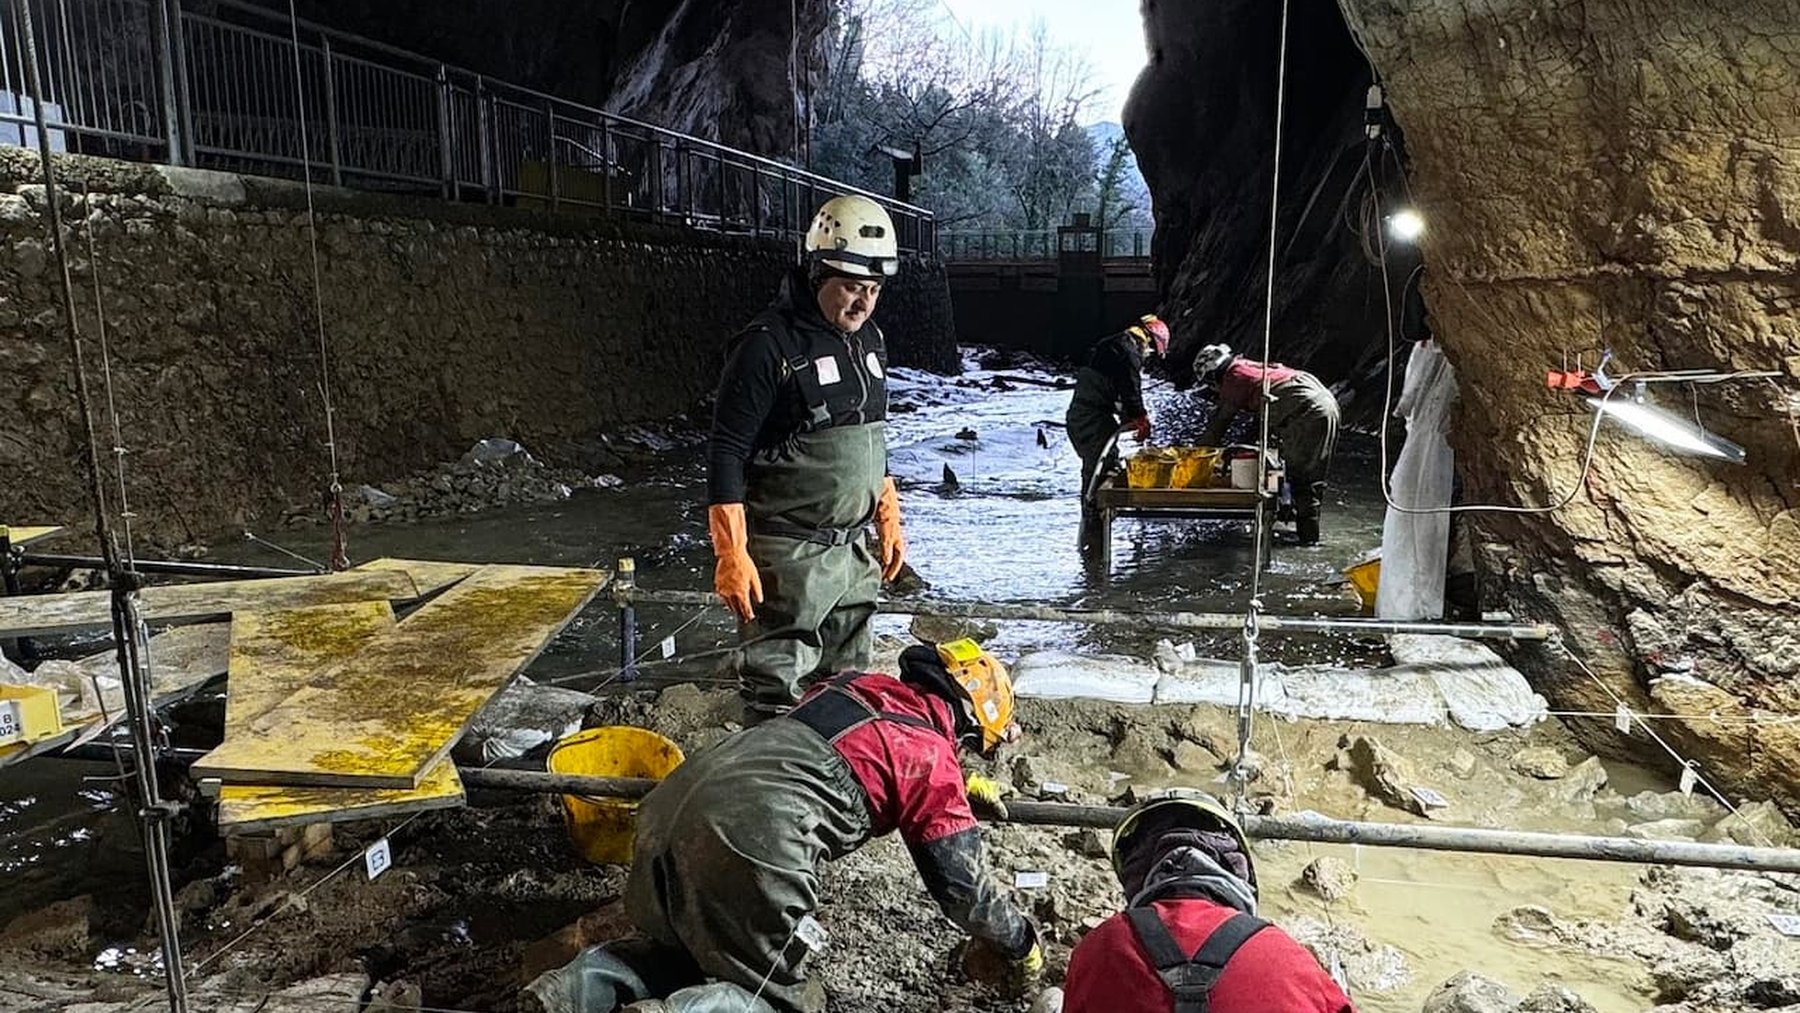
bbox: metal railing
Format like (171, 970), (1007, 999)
(941, 228), (1151, 261)
(0, 0), (935, 251)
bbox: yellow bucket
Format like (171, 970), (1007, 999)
(1345, 554), (1382, 614)
(1125, 449), (1178, 488)
(546, 726), (685, 865)
(1170, 447), (1224, 489)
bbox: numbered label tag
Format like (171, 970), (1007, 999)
(659, 636), (675, 660)
(1410, 786), (1450, 810)
(1678, 764), (1698, 797)
(795, 914), (829, 951)
(1014, 871), (1049, 889)
(1040, 781), (1068, 796)
(0, 700), (22, 746)
(1767, 913), (1800, 937)
(1614, 704), (1632, 734)
(364, 837), (393, 881)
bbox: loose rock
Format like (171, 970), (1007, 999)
(1297, 856), (1358, 902)
(1422, 970), (1522, 1013)
(1509, 747), (1571, 780)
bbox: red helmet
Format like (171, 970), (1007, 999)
(1131, 314), (1170, 356)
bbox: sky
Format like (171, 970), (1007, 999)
(938, 0), (1148, 125)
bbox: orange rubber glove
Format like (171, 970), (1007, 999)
(708, 503), (763, 623)
(875, 476), (907, 581)
(1128, 413), (1152, 443)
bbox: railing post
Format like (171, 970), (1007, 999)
(543, 99), (558, 214)
(649, 138), (664, 217)
(475, 75), (495, 204)
(320, 35), (342, 186)
(717, 152), (728, 229)
(675, 141), (689, 222)
(167, 0), (193, 164)
(748, 163), (760, 237)
(435, 65), (454, 200)
(152, 0), (185, 164)
(597, 116), (612, 211)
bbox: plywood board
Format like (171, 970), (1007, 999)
(352, 558), (481, 598)
(220, 602), (397, 733)
(0, 570), (421, 639)
(211, 601), (464, 831)
(192, 564), (607, 789)
(216, 759), (465, 833)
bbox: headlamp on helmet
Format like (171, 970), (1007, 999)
(934, 638), (1017, 754)
(804, 195), (900, 278)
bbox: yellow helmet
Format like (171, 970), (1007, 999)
(934, 638), (1017, 754)
(1110, 788), (1256, 892)
(804, 194), (899, 278)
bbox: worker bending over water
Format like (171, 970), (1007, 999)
(1194, 344), (1340, 545)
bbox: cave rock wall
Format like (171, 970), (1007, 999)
(1335, 0), (1800, 811)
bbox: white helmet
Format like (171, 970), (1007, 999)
(1195, 343), (1234, 380)
(804, 195), (899, 278)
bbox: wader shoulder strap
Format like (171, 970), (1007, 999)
(780, 352), (834, 429)
(1125, 907), (1270, 1013)
(790, 675), (937, 744)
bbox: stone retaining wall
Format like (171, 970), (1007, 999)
(0, 151), (955, 543)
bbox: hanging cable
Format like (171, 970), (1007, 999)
(80, 181), (138, 566)
(1233, 0), (1293, 808)
(284, 0), (349, 570)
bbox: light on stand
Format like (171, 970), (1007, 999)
(1387, 208), (1425, 243)
(1587, 394), (1747, 464)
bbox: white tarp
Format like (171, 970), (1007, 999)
(1378, 341), (1459, 620)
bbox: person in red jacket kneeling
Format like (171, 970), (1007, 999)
(1061, 789), (1355, 1013)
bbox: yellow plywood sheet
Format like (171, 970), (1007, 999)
(221, 602), (398, 732)
(212, 601), (464, 831)
(217, 759), (465, 833)
(352, 558), (481, 598)
(1, 525), (69, 547)
(192, 564), (607, 789)
(0, 570), (421, 639)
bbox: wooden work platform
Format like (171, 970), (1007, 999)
(193, 564), (607, 789)
(1090, 478), (1276, 575)
(213, 601), (465, 832)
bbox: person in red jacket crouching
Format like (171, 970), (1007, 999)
(1059, 789), (1356, 1013)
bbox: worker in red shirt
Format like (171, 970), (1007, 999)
(617, 639), (1041, 1012)
(1059, 789), (1355, 1013)
(1194, 344), (1340, 545)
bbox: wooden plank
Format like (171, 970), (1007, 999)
(1095, 485), (1265, 509)
(1, 525), (69, 548)
(216, 758), (465, 833)
(352, 557), (481, 598)
(211, 601), (463, 832)
(191, 564), (607, 789)
(0, 570), (421, 639)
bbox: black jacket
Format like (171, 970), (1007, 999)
(707, 267), (889, 505)
(1079, 330), (1147, 421)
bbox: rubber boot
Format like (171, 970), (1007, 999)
(1296, 515), (1321, 546)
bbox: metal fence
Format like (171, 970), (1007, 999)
(0, 0), (935, 251)
(940, 228), (1152, 261)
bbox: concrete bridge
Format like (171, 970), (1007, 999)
(943, 220), (1159, 361)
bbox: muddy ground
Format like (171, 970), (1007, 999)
(3, 638), (1797, 1013)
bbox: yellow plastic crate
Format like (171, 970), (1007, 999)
(1345, 554), (1382, 614)
(0, 683), (63, 746)
(1170, 447), (1225, 488)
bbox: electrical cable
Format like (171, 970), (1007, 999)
(284, 0), (349, 571)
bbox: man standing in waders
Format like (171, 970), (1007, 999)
(707, 195), (909, 723)
(1193, 344), (1340, 546)
(1066, 314), (1170, 549)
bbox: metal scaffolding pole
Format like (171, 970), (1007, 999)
(456, 768), (1800, 875)
(624, 588), (1557, 642)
